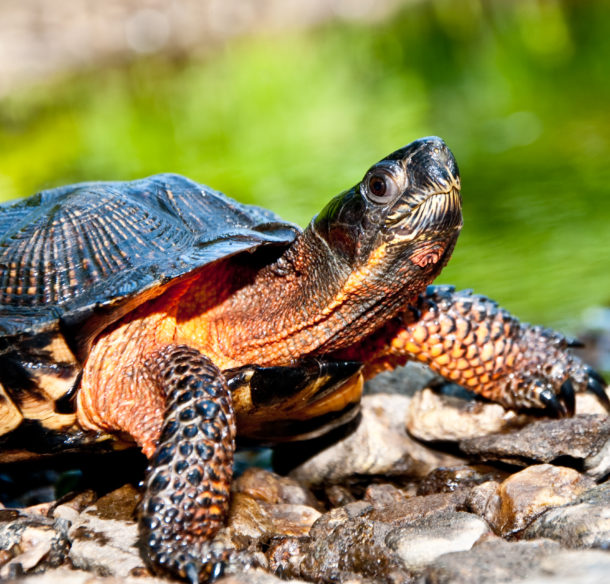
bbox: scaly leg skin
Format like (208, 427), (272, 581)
(362, 286), (609, 416)
(139, 345), (238, 583)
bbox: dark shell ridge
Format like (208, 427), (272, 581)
(0, 173), (299, 338)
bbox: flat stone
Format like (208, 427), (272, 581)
(423, 538), (562, 583)
(466, 480), (501, 519)
(0, 523), (59, 579)
(299, 517), (406, 582)
(365, 491), (470, 526)
(416, 465), (506, 496)
(218, 567), (311, 584)
(523, 481), (610, 548)
(386, 510), (491, 569)
(0, 513), (69, 578)
(363, 483), (407, 507)
(523, 549), (610, 584)
(15, 566), (168, 583)
(481, 464), (594, 536)
(460, 415), (610, 478)
(233, 468), (320, 509)
(68, 507), (144, 578)
(265, 504), (321, 537)
(286, 394), (463, 486)
(224, 493), (274, 541)
(88, 484), (140, 521)
(407, 387), (528, 442)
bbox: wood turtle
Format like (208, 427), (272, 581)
(0, 137), (607, 581)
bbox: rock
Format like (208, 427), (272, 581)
(223, 493), (274, 542)
(0, 512), (69, 579)
(386, 510), (491, 569)
(521, 549), (610, 584)
(481, 464), (594, 536)
(324, 485), (356, 507)
(218, 567), (311, 584)
(365, 490), (470, 526)
(88, 484), (140, 521)
(68, 504), (144, 577)
(407, 387), (528, 442)
(14, 566), (168, 583)
(284, 393), (463, 486)
(299, 517), (406, 582)
(0, 523), (62, 579)
(423, 538), (562, 583)
(233, 468), (320, 509)
(523, 481), (610, 548)
(416, 465), (506, 496)
(466, 480), (501, 519)
(265, 504), (321, 538)
(308, 502), (373, 541)
(363, 483), (407, 507)
(460, 415), (610, 479)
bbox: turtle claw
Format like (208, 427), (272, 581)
(185, 563), (199, 584)
(559, 379), (576, 417)
(585, 371), (610, 413)
(210, 562), (225, 582)
(539, 387), (567, 418)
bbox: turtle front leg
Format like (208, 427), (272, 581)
(140, 345), (236, 583)
(360, 286), (609, 416)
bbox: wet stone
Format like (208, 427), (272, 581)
(0, 520), (69, 580)
(14, 566), (168, 583)
(0, 511), (69, 578)
(460, 415), (610, 479)
(422, 538), (562, 583)
(363, 483), (407, 508)
(466, 480), (502, 519)
(324, 485), (356, 507)
(89, 484), (140, 521)
(407, 387), (528, 442)
(365, 490), (470, 526)
(233, 468), (320, 509)
(481, 464), (595, 536)
(386, 510), (491, 570)
(298, 517), (406, 583)
(68, 500), (144, 578)
(416, 465), (507, 496)
(218, 567), (311, 584)
(523, 480), (610, 548)
(284, 394), (463, 487)
(520, 549), (610, 584)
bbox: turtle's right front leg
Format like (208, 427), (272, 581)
(139, 345), (236, 583)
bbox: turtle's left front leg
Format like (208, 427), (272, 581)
(358, 286), (609, 416)
(140, 345), (237, 583)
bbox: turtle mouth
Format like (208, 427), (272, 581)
(389, 185), (463, 240)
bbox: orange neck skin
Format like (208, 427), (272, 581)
(78, 226), (442, 454)
(175, 225), (437, 368)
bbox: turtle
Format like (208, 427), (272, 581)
(0, 136), (607, 582)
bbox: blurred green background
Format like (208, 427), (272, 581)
(0, 0), (609, 331)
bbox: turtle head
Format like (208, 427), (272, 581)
(313, 136), (462, 296)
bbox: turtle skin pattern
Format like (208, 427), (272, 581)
(140, 345), (237, 583)
(396, 286), (609, 414)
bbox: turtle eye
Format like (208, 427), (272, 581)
(363, 168), (402, 204)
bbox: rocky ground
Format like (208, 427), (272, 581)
(1, 363), (609, 584)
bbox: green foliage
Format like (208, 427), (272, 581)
(1, 0), (609, 329)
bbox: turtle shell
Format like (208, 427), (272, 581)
(0, 174), (299, 457)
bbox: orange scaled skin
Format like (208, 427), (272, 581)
(78, 239), (413, 456)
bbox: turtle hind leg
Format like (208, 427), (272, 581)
(139, 345), (237, 583)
